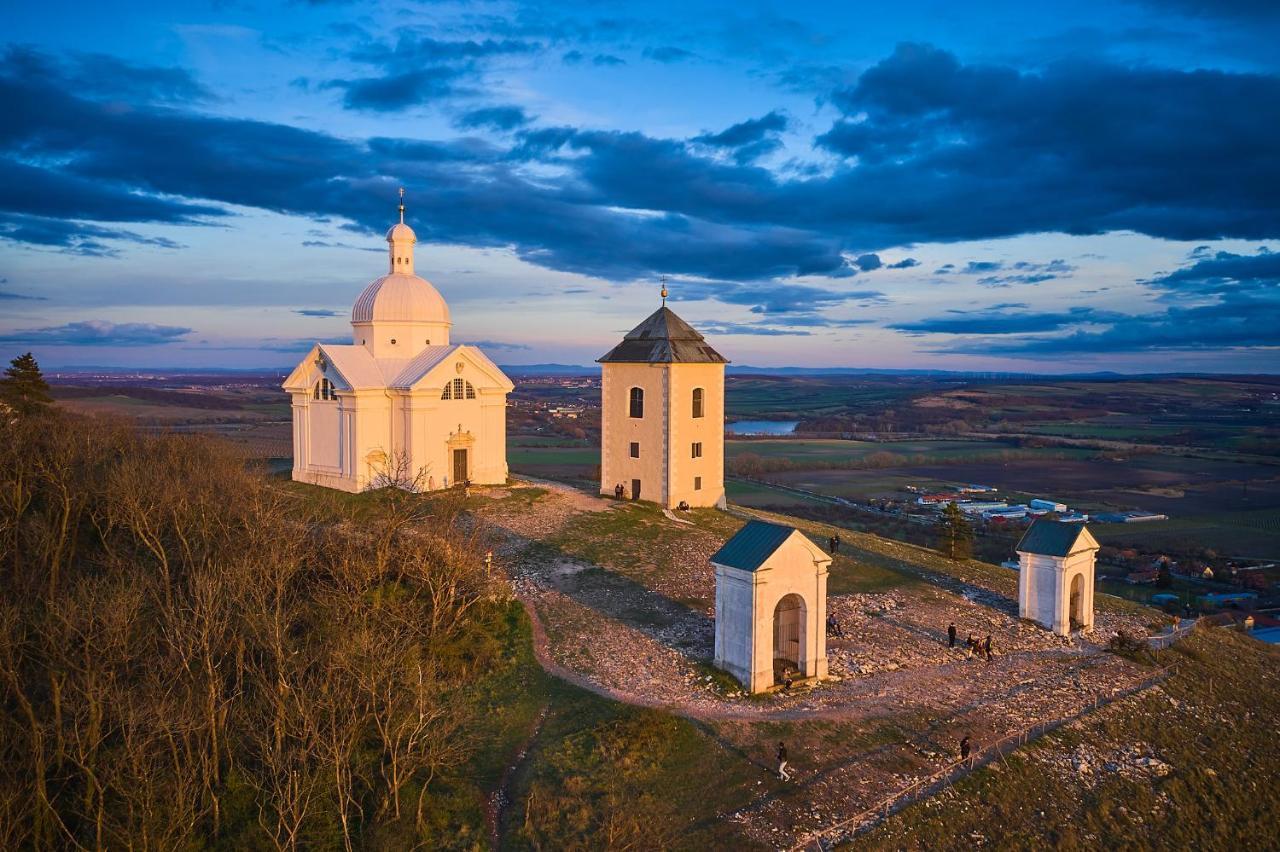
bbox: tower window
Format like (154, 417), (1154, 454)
(313, 378), (336, 401)
(629, 387), (644, 418)
(692, 441), (702, 459)
(692, 387), (704, 418)
(390, 338), (397, 345)
(694, 476), (702, 491)
(630, 442), (640, 458)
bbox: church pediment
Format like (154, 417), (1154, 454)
(393, 344), (515, 394)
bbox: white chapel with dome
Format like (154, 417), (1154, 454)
(283, 193), (514, 492)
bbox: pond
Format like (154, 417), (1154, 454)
(726, 420), (800, 436)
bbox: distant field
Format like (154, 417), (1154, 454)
(1091, 508), (1280, 559)
(727, 437), (1021, 461)
(724, 479), (827, 508)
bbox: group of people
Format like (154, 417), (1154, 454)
(827, 533), (843, 553)
(947, 622), (994, 661)
(612, 482), (627, 499)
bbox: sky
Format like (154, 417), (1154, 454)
(0, 0), (1278, 373)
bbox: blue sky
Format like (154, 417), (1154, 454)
(1, 0), (1277, 372)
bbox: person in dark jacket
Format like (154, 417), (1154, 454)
(777, 742), (791, 781)
(948, 622), (957, 648)
(833, 533), (842, 553)
(960, 735), (971, 761)
(983, 634), (993, 661)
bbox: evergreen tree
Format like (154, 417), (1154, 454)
(0, 352), (53, 417)
(936, 501), (973, 560)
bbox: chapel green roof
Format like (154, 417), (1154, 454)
(1016, 519), (1097, 557)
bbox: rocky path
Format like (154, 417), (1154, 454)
(470, 479), (1176, 848)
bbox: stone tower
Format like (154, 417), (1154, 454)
(597, 299), (728, 508)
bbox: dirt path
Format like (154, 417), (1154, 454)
(485, 703), (548, 850)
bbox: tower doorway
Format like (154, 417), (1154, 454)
(631, 478), (641, 500)
(773, 593), (805, 684)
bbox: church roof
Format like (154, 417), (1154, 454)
(314, 344), (389, 390)
(597, 306), (728, 364)
(351, 273), (451, 325)
(1016, 520), (1099, 557)
(711, 520), (817, 572)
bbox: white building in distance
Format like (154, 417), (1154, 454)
(712, 520), (831, 693)
(283, 195), (514, 492)
(1016, 519), (1100, 636)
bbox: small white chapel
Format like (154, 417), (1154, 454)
(283, 192), (514, 492)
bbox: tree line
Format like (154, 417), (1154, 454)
(0, 356), (510, 849)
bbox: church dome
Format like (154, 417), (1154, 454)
(351, 273), (450, 324)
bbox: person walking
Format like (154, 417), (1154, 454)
(833, 533), (842, 553)
(983, 634), (993, 661)
(959, 735), (971, 762)
(948, 622), (957, 648)
(828, 535), (837, 553)
(777, 742), (791, 781)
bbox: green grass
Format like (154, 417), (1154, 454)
(506, 675), (761, 850)
(855, 627), (1280, 850)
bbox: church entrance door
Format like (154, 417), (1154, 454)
(631, 478), (641, 500)
(453, 448), (468, 484)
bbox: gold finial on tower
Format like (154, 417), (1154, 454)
(660, 274), (668, 307)
(398, 186), (405, 224)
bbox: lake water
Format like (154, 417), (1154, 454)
(726, 420), (799, 436)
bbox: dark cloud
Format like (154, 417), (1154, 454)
(817, 43), (1280, 243)
(294, 308), (344, 317)
(0, 320), (193, 346)
(887, 257), (919, 269)
(693, 111), (788, 149)
(2, 46), (210, 104)
(323, 67), (466, 111)
(1143, 248), (1279, 298)
(0, 159), (222, 224)
(951, 298), (1279, 355)
(855, 253), (882, 271)
(327, 36), (537, 112)
(454, 106), (532, 132)
(0, 213), (183, 256)
(925, 250), (1280, 354)
(3, 44), (1276, 303)
(0, 290), (45, 300)
(670, 278), (881, 314)
(891, 306), (1121, 335)
(961, 261), (1002, 273)
(562, 51), (625, 67)
(643, 46), (696, 63)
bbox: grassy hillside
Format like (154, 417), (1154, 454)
(857, 627), (1280, 850)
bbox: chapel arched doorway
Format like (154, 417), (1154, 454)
(773, 593), (806, 684)
(1068, 572), (1085, 629)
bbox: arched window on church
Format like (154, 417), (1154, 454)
(441, 378), (477, 400)
(629, 387), (644, 418)
(313, 378), (336, 401)
(692, 387), (704, 418)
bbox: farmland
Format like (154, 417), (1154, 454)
(43, 368), (1280, 565)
